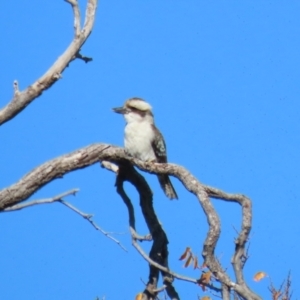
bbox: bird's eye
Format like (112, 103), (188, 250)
(127, 106), (146, 117)
(129, 107), (138, 112)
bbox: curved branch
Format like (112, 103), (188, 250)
(114, 160), (180, 299)
(205, 186), (253, 289)
(65, 0), (81, 37)
(130, 160), (261, 300)
(0, 144), (113, 210)
(0, 143), (261, 299)
(0, 0), (97, 126)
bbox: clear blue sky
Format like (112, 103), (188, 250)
(1, 1), (299, 299)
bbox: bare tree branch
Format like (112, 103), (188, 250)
(59, 199), (127, 251)
(3, 188), (79, 211)
(1, 1), (268, 298)
(3, 187), (126, 250)
(268, 272), (293, 300)
(153, 285), (167, 293)
(131, 229), (221, 293)
(115, 161), (180, 300)
(0, 144), (112, 210)
(101, 161), (119, 173)
(221, 284), (231, 300)
(0, 0), (98, 126)
(75, 51), (93, 63)
(13, 80), (20, 96)
(64, 0), (81, 37)
(103, 159), (219, 297)
(102, 159), (181, 299)
(128, 159), (261, 300)
(0, 143), (262, 299)
(204, 186), (252, 290)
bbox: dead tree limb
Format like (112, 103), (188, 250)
(2, 188), (79, 212)
(103, 159), (180, 299)
(0, 0), (97, 126)
(3, 187), (126, 250)
(0, 143), (261, 299)
(115, 160), (180, 300)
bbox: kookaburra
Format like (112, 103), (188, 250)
(113, 97), (178, 200)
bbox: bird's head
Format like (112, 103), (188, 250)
(113, 97), (154, 123)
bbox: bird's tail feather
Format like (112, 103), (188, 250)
(157, 175), (178, 200)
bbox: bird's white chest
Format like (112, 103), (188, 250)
(124, 122), (156, 161)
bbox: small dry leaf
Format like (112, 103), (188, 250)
(179, 247), (191, 260)
(253, 271), (268, 282)
(184, 252), (193, 268)
(273, 291), (282, 300)
(201, 271), (212, 283)
(193, 255), (199, 269)
(135, 293), (143, 300)
(198, 271), (212, 291)
(200, 297), (211, 300)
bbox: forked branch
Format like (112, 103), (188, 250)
(114, 160), (180, 300)
(0, 143), (261, 299)
(0, 0), (97, 126)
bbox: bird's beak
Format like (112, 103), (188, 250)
(112, 106), (127, 114)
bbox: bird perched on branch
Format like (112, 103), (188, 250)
(113, 97), (178, 200)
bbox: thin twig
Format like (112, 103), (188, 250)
(59, 199), (127, 252)
(3, 188), (127, 251)
(130, 227), (222, 293)
(75, 52), (93, 63)
(3, 189), (79, 211)
(101, 160), (119, 173)
(153, 285), (167, 293)
(13, 80), (19, 96)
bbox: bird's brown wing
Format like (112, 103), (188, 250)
(151, 125), (178, 199)
(150, 124), (167, 163)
